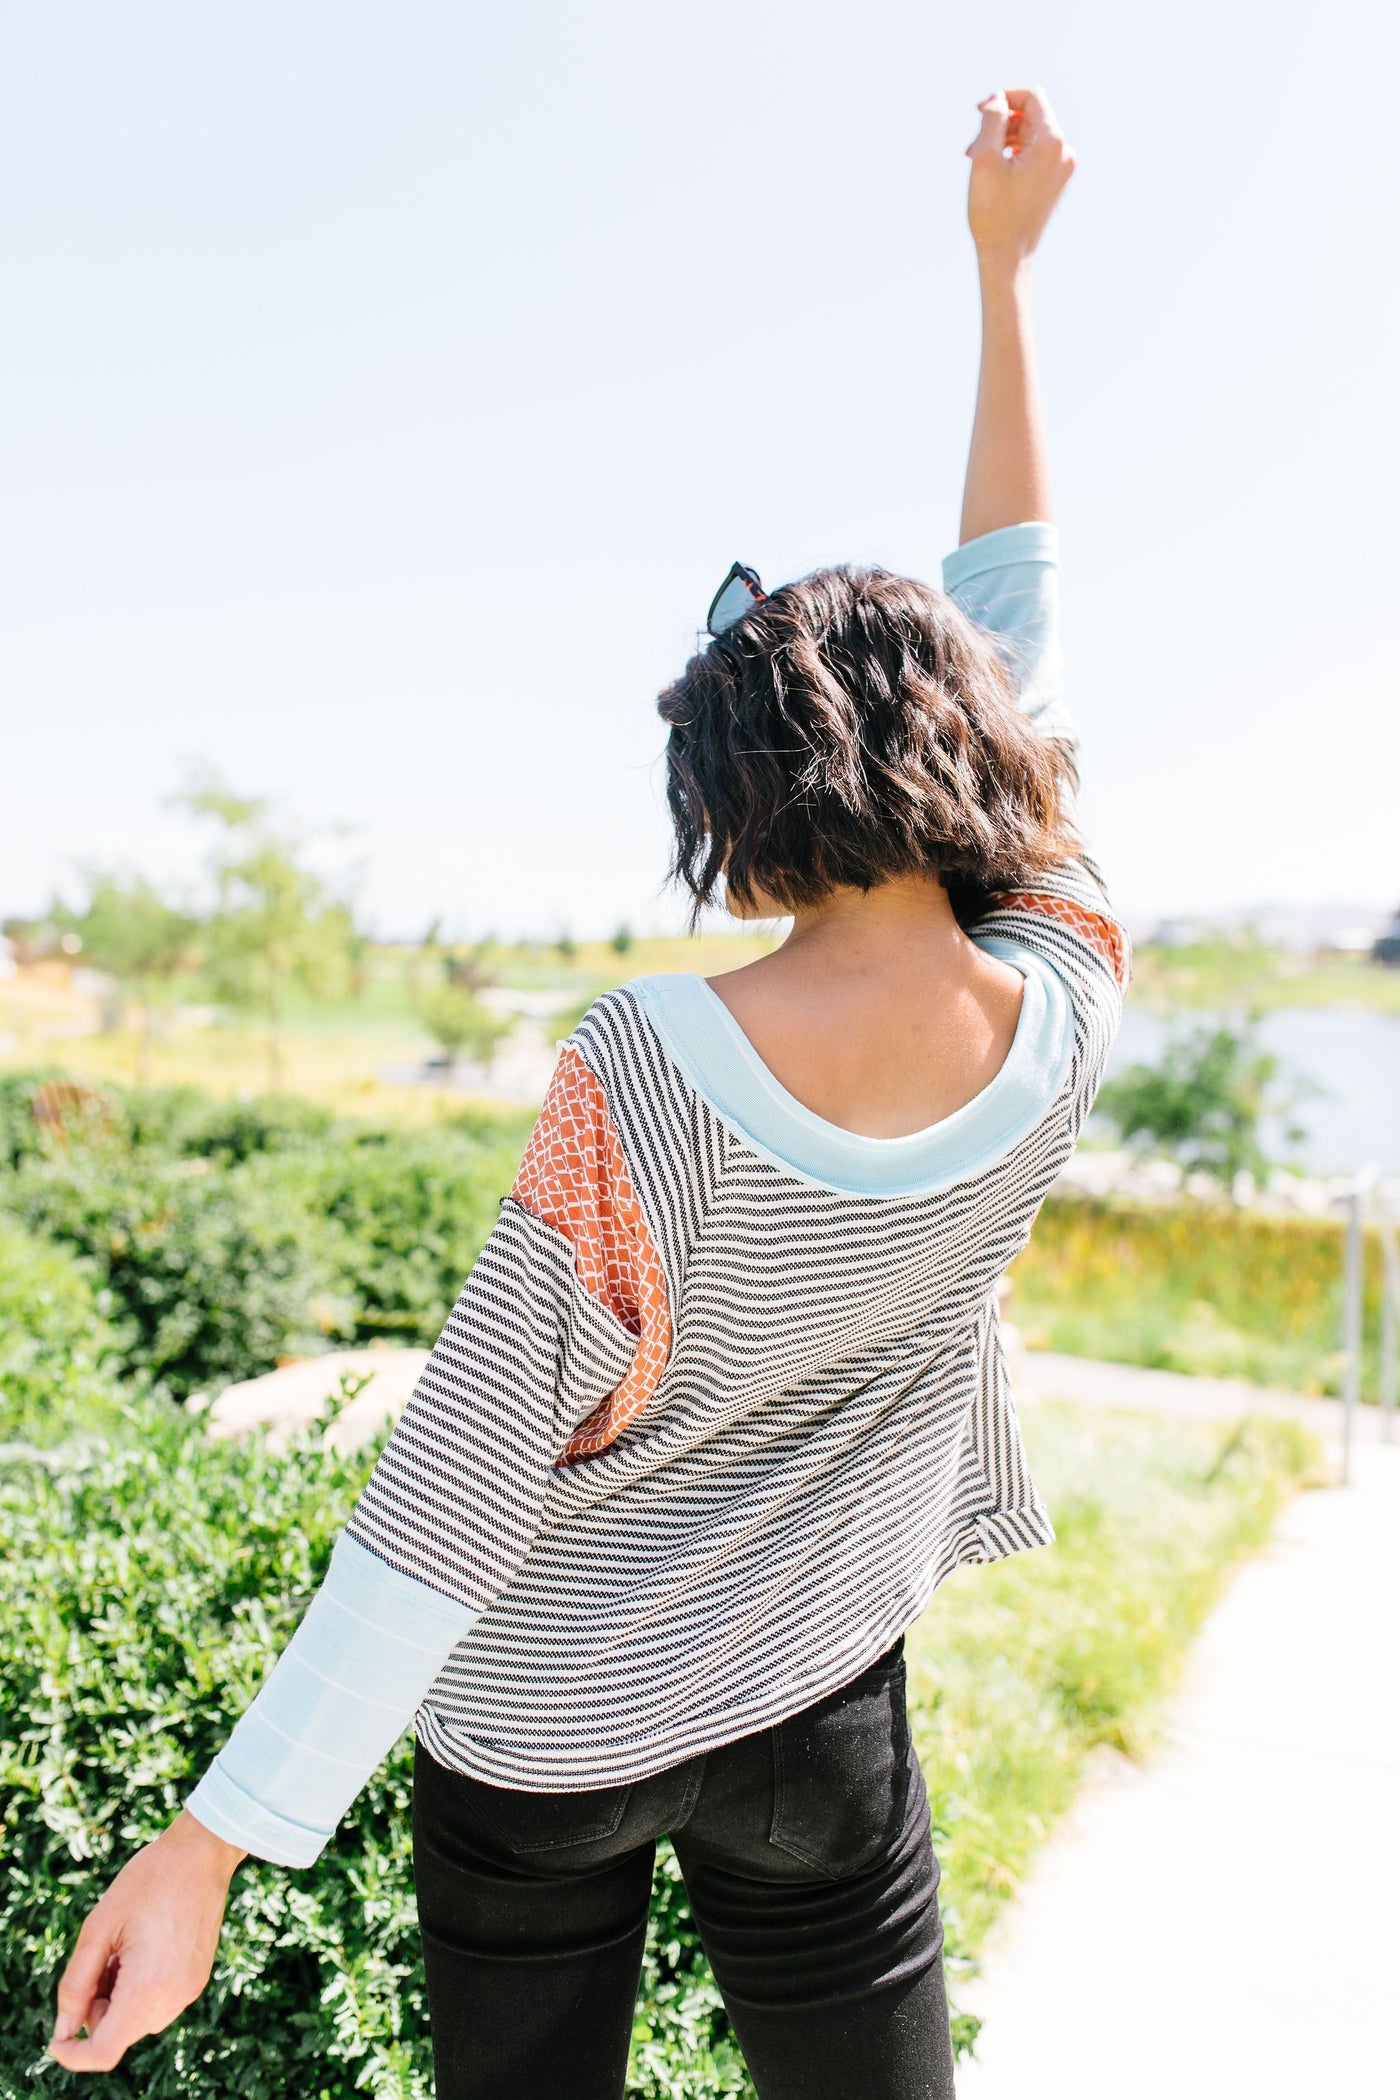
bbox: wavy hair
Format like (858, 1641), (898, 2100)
(657, 564), (1077, 926)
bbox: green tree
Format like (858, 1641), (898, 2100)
(183, 783), (357, 1090)
(56, 874), (197, 1082)
(419, 983), (511, 1071)
(611, 923), (634, 956)
(446, 936), (499, 994)
(1097, 1020), (1304, 1190)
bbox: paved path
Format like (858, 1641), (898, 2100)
(1019, 1345), (1396, 1446)
(955, 1361), (1400, 2098)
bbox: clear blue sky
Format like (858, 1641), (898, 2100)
(4, 0), (1395, 939)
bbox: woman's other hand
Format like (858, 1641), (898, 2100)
(49, 1811), (246, 2074)
(966, 87), (1076, 263)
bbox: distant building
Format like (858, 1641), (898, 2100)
(1374, 908), (1400, 967)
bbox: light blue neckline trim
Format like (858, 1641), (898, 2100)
(628, 943), (1075, 1200)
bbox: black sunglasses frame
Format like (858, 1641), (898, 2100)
(706, 561), (767, 639)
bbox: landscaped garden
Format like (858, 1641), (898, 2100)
(0, 1071), (1318, 2097)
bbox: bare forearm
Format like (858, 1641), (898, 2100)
(957, 87), (1073, 546)
(959, 255), (1050, 544)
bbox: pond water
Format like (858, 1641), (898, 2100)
(1103, 1006), (1400, 1176)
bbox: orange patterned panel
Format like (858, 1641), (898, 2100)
(995, 892), (1129, 987)
(512, 1045), (673, 1464)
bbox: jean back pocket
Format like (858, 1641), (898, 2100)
(769, 1642), (912, 1879)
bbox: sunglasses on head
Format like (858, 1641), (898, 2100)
(706, 561), (767, 638)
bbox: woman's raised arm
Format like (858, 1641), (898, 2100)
(959, 88), (1075, 546)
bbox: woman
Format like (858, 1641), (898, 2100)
(52, 87), (1119, 2100)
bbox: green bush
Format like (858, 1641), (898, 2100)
(256, 1116), (529, 1346)
(0, 1069), (530, 1386)
(0, 1073), (119, 1171)
(0, 1221), (124, 1447)
(0, 1402), (732, 2100)
(132, 1089), (337, 1165)
(0, 1155), (318, 1400)
(0, 1074), (334, 1172)
(0, 1404), (430, 2099)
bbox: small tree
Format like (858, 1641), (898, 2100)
(610, 923), (634, 956)
(419, 984), (511, 1072)
(446, 937), (499, 994)
(56, 875), (198, 1082)
(1097, 1020), (1304, 1191)
(182, 782), (357, 1090)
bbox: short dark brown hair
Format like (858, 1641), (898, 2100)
(658, 565), (1076, 925)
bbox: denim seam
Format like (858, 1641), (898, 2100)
(669, 1753), (709, 1833)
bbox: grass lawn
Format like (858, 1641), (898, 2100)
(0, 935), (782, 1114)
(1129, 937), (1400, 1014)
(907, 1400), (1317, 2008)
(1010, 1192), (1386, 1401)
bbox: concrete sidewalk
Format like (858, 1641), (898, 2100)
(955, 1368), (1400, 2098)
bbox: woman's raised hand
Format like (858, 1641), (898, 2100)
(48, 1812), (245, 2074)
(966, 88), (1075, 263)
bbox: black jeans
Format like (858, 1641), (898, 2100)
(412, 1640), (955, 2100)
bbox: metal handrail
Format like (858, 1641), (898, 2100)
(1380, 1202), (1398, 1448)
(1340, 1167), (1398, 1481)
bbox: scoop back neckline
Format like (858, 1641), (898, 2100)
(626, 941), (1075, 1199)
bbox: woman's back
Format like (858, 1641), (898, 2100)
(707, 873), (1027, 1141)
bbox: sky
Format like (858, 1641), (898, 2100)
(3, 0), (1396, 940)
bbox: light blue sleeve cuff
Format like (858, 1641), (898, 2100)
(942, 521), (1071, 743)
(185, 1535), (476, 1868)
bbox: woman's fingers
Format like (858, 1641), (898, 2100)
(1003, 86), (1060, 138)
(48, 1819), (239, 2074)
(51, 1912), (114, 2046)
(49, 1970), (151, 2074)
(966, 86), (1076, 259)
(966, 92), (1010, 160)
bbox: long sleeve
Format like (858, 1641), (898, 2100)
(185, 1045), (667, 1865)
(942, 520), (1072, 747)
(186, 1537), (474, 1867)
(945, 522), (1129, 1127)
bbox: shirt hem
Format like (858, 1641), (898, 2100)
(412, 1506), (1056, 1793)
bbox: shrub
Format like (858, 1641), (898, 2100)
(0, 1403), (734, 2100)
(256, 1116), (529, 1346)
(148, 1090), (336, 1165)
(0, 1072), (119, 1171)
(0, 1069), (534, 1393)
(0, 1221), (124, 1447)
(0, 1155), (318, 1400)
(0, 1072), (332, 1174)
(418, 986), (511, 1068)
(1095, 1019), (1305, 1187)
(0, 1406), (432, 2099)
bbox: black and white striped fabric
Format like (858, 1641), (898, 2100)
(348, 860), (1125, 1790)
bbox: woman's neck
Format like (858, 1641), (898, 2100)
(708, 875), (1025, 1139)
(776, 874), (974, 978)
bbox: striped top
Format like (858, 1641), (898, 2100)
(187, 521), (1129, 1864)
